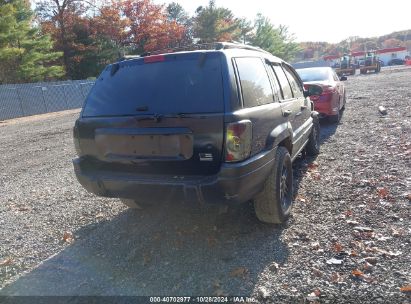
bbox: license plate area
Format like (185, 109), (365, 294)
(95, 128), (193, 160)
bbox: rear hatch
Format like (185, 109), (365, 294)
(76, 52), (225, 176)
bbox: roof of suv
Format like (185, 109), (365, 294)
(118, 42), (285, 65)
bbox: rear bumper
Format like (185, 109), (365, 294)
(313, 99), (336, 117)
(73, 148), (276, 205)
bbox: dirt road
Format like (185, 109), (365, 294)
(1, 67), (410, 303)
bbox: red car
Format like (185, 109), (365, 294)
(296, 67), (346, 123)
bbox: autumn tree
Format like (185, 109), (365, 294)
(120, 0), (186, 53)
(0, 0), (63, 83)
(382, 38), (404, 48)
(36, 0), (190, 78)
(36, 0), (96, 79)
(88, 2), (129, 73)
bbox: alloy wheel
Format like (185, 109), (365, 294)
(280, 164), (291, 212)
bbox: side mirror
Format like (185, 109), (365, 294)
(339, 76), (347, 81)
(304, 84), (323, 97)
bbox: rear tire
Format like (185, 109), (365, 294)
(305, 117), (320, 156)
(341, 94), (346, 111)
(328, 101), (341, 124)
(253, 147), (293, 224)
(329, 106), (340, 123)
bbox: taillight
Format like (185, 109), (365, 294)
(321, 85), (336, 94)
(144, 55), (165, 64)
(309, 85), (335, 102)
(225, 120), (252, 162)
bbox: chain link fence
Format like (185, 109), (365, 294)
(0, 80), (95, 121)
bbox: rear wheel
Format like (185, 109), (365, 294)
(329, 107), (340, 123)
(341, 94), (346, 111)
(305, 117), (320, 156)
(253, 147), (293, 224)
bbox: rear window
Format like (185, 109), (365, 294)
(296, 68), (331, 82)
(82, 53), (224, 117)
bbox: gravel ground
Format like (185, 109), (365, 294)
(0, 67), (410, 303)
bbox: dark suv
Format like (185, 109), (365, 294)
(73, 43), (321, 224)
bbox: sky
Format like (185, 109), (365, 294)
(156, 0), (411, 43)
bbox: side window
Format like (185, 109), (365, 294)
(235, 57), (274, 107)
(264, 62), (280, 102)
(272, 64), (293, 100)
(283, 65), (304, 98)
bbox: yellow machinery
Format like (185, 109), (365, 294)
(335, 54), (356, 76)
(359, 51), (381, 74)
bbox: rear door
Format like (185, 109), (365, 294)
(282, 64), (311, 135)
(77, 52), (225, 176)
(232, 57), (286, 156)
(270, 64), (303, 156)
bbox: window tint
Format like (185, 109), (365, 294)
(83, 53), (223, 117)
(235, 57), (274, 107)
(296, 68), (332, 82)
(264, 62), (280, 102)
(272, 65), (293, 100)
(283, 65), (304, 98)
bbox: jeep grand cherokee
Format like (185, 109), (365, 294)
(73, 42), (322, 224)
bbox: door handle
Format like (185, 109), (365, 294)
(283, 110), (292, 117)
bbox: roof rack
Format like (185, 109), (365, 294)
(138, 42), (272, 57)
(217, 42), (272, 56)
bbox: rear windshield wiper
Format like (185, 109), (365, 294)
(136, 113), (190, 121)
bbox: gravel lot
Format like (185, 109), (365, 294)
(0, 67), (410, 303)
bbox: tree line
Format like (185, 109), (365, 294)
(0, 0), (300, 84)
(299, 32), (411, 61)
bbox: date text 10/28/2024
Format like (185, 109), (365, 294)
(149, 297), (258, 303)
